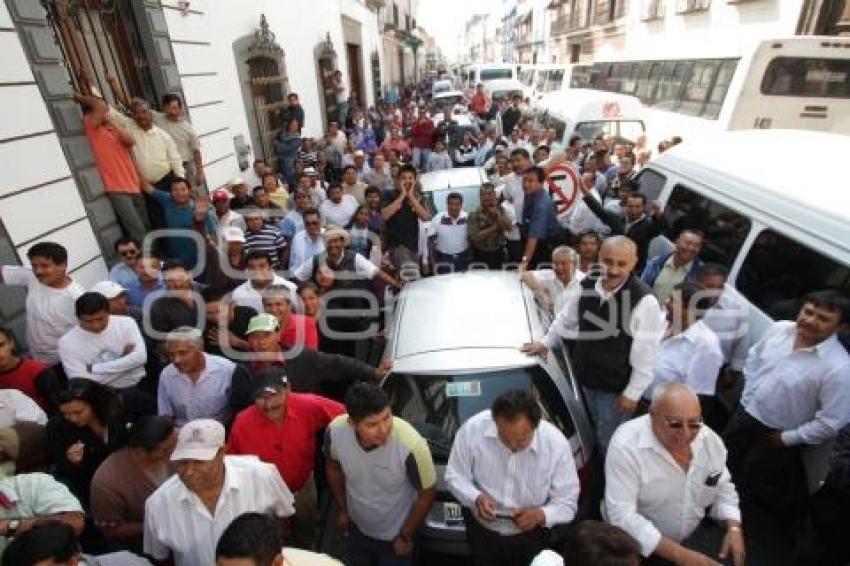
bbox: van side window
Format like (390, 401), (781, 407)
(662, 185), (751, 267)
(637, 169), (666, 202)
(736, 230), (850, 320)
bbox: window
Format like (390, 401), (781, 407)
(662, 185), (751, 267)
(45, 0), (157, 107)
(545, 69), (565, 92)
(642, 0), (666, 20)
(570, 64), (591, 88)
(736, 230), (850, 320)
(676, 0), (710, 13)
(535, 70), (548, 92)
(574, 120), (645, 142)
(635, 62), (663, 105)
(392, 3), (399, 26)
(703, 59), (738, 119)
(637, 168), (667, 202)
(679, 59), (718, 116)
(480, 68), (513, 81)
(761, 57), (850, 98)
(545, 115), (568, 141)
(653, 61), (692, 111)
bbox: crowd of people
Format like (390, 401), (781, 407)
(0, 75), (848, 566)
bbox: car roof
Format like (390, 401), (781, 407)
(651, 129), (850, 262)
(433, 90), (464, 99)
(539, 88), (643, 120)
(419, 167), (487, 193)
(389, 272), (542, 374)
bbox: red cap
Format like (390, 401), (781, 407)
(212, 188), (231, 201)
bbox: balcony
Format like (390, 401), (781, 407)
(366, 0), (386, 9)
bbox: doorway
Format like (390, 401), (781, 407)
(346, 43), (364, 110)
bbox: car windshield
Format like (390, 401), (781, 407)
(480, 68), (513, 81)
(421, 186), (481, 215)
(492, 89), (523, 102)
(384, 367), (575, 463)
(434, 95), (464, 107)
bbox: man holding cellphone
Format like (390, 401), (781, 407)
(445, 389), (580, 566)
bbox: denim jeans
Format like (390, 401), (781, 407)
(411, 147), (431, 171)
(583, 387), (627, 453)
(346, 524), (411, 566)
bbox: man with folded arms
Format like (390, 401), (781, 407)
(605, 383), (745, 566)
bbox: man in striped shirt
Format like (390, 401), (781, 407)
(325, 383), (436, 566)
(445, 389), (580, 566)
(243, 207), (288, 269)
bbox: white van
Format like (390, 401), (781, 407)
(638, 129), (850, 490)
(466, 63), (515, 89)
(535, 89), (646, 145)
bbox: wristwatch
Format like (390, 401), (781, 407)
(5, 519), (20, 537)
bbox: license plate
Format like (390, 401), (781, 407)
(443, 502), (463, 526)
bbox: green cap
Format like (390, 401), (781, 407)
(245, 313), (279, 335)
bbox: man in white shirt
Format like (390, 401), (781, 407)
(644, 282), (724, 408)
(723, 290), (850, 516)
(231, 252), (297, 314)
(697, 264), (749, 383)
(319, 183), (358, 228)
(522, 236), (664, 452)
(605, 382), (745, 566)
(341, 165), (368, 205)
(502, 148), (531, 234)
(144, 419), (294, 566)
(446, 389), (580, 566)
(427, 192), (470, 274)
(58, 292), (147, 390)
(0, 242), (85, 370)
(521, 246), (585, 314)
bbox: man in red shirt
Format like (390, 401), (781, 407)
(377, 125), (412, 161)
(409, 113), (435, 171)
(470, 83), (490, 119)
(227, 367), (344, 545)
(73, 92), (148, 243)
(261, 285), (319, 352)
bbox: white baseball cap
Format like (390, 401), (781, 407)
(91, 280), (126, 300)
(222, 226), (246, 243)
(171, 419), (225, 462)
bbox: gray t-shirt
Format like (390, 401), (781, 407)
(152, 111), (200, 162)
(325, 415), (436, 541)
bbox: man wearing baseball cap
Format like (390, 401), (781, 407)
(144, 418), (294, 566)
(228, 366), (344, 546)
(211, 187), (246, 231)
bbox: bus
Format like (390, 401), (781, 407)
(583, 36), (850, 146)
(465, 63), (516, 90)
(518, 63), (590, 104)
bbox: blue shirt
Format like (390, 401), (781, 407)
(279, 210), (305, 240)
(289, 231), (325, 272)
(149, 189), (217, 269)
(521, 188), (561, 241)
(108, 263), (137, 289)
(124, 278), (164, 308)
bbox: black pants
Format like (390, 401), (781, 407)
(463, 510), (547, 566)
(471, 248), (505, 270)
(722, 407), (807, 518)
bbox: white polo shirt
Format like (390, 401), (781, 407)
(143, 455), (294, 566)
(427, 211), (469, 255)
(319, 195), (359, 228)
(604, 415), (740, 557)
(232, 275), (297, 313)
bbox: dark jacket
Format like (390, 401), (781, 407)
(640, 252), (705, 288)
(229, 349), (376, 413)
(582, 193), (664, 270)
(281, 104), (305, 130)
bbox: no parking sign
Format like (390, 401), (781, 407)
(546, 163), (580, 221)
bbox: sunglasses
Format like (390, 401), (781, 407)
(662, 416), (703, 431)
(119, 250), (139, 257)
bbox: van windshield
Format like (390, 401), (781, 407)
(384, 367), (575, 463)
(574, 120), (645, 143)
(480, 68), (513, 81)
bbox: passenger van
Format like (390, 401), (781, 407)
(638, 129), (850, 490)
(535, 89), (646, 145)
(465, 63), (516, 89)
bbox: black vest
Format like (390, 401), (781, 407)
(311, 250), (372, 332)
(572, 275), (651, 393)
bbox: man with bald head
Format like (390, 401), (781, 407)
(522, 236), (664, 451)
(605, 383), (745, 566)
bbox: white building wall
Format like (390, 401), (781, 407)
(160, 0), (377, 188)
(605, 0), (804, 60)
(0, 1), (106, 288)
(341, 0), (381, 107)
